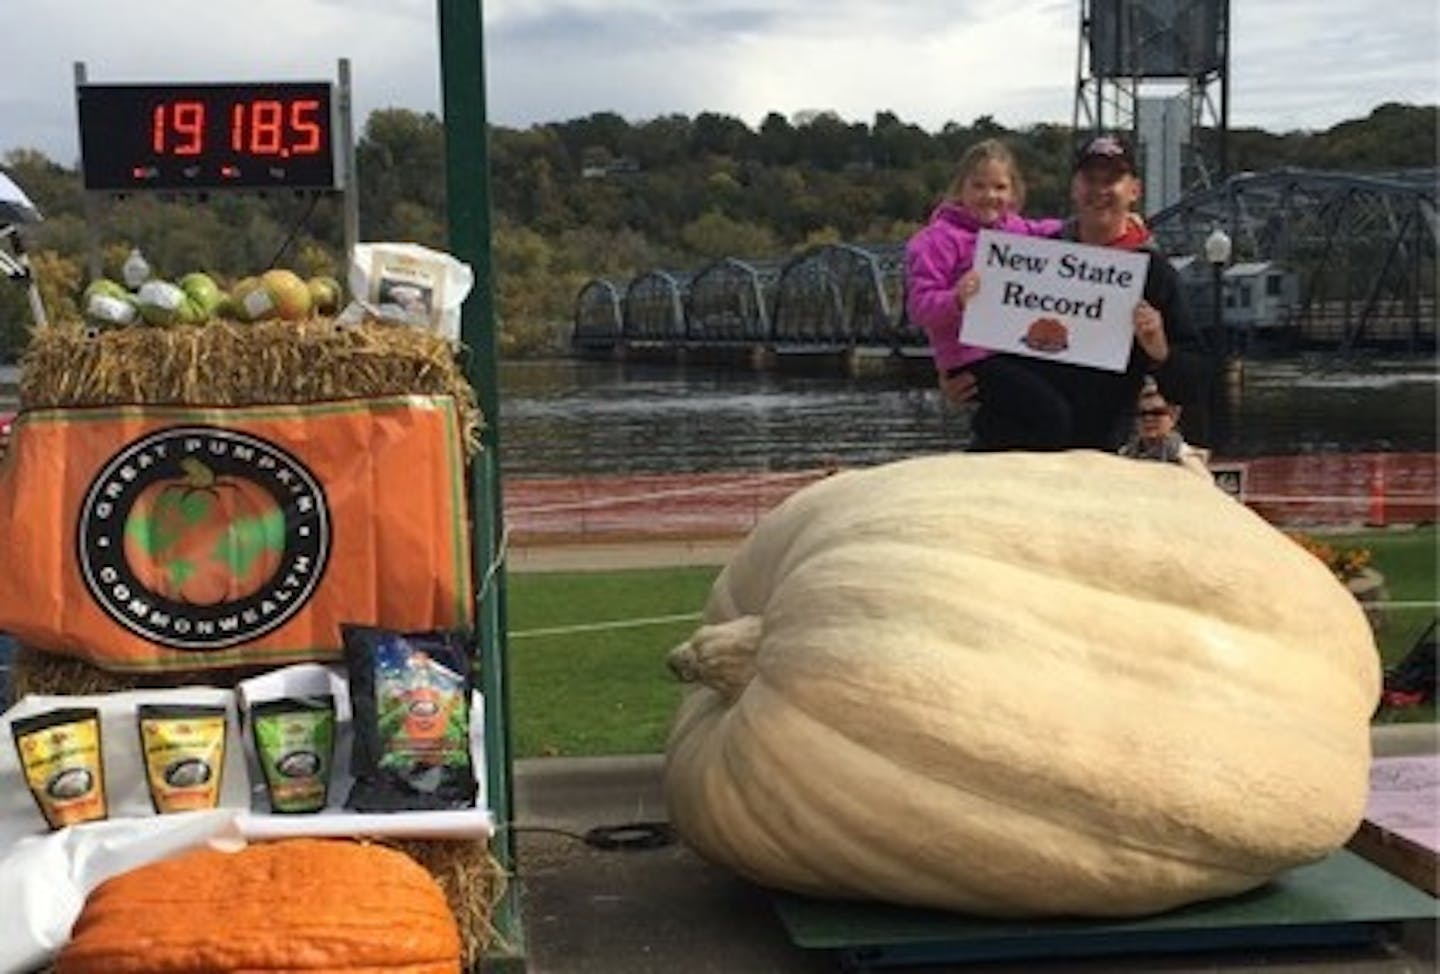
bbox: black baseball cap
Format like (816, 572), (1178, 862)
(1074, 135), (1137, 175)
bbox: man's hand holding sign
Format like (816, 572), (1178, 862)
(963, 229), (1150, 373)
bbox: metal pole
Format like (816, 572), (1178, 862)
(336, 58), (360, 268)
(74, 62), (103, 281)
(436, 3), (523, 969)
(1212, 261), (1225, 356)
(1219, 0), (1230, 179)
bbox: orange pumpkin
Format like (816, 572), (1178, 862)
(403, 687), (451, 741)
(56, 838), (462, 974)
(122, 457), (285, 605)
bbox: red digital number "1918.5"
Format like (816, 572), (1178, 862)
(150, 98), (323, 157)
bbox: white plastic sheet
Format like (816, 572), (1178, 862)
(0, 810), (240, 974)
(0, 670), (491, 973)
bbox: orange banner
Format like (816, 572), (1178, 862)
(0, 396), (473, 673)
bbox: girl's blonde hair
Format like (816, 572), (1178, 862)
(944, 138), (1027, 210)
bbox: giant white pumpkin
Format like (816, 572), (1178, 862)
(663, 452), (1380, 916)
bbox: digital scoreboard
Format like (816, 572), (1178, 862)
(76, 82), (339, 192)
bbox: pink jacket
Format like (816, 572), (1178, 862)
(904, 202), (1062, 374)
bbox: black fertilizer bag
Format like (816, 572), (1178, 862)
(342, 624), (478, 812)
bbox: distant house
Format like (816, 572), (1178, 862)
(1169, 256), (1298, 330)
(581, 158), (641, 179)
(1223, 261), (1299, 330)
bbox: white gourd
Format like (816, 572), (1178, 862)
(663, 451), (1379, 917)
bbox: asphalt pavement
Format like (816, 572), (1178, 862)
(508, 743), (1437, 974)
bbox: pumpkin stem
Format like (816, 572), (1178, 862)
(179, 457), (216, 489)
(666, 615), (762, 703)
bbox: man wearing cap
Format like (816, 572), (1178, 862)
(944, 134), (1207, 451)
(1059, 134), (1205, 449)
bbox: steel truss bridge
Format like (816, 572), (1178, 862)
(573, 168), (1437, 361)
(1151, 168), (1436, 354)
(574, 243), (918, 358)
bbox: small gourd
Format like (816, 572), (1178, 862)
(665, 452), (1380, 917)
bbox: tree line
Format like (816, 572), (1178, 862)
(1, 101), (1434, 360)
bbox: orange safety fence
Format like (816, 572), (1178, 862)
(503, 453), (1438, 546)
(1236, 452), (1439, 528)
(504, 469), (834, 545)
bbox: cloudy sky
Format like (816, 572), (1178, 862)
(4, 0), (1436, 165)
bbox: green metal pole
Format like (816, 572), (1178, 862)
(437, 2), (523, 969)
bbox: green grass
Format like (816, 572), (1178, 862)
(1315, 525), (1437, 725)
(506, 566), (719, 757)
(505, 526), (1437, 757)
(1315, 525), (1437, 667)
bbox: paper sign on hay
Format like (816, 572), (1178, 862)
(0, 395), (473, 673)
(963, 229), (1150, 372)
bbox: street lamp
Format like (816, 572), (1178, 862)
(1202, 226), (1233, 353)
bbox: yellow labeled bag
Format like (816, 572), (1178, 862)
(0, 395), (473, 673)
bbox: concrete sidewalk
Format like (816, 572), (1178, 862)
(510, 747), (1437, 974)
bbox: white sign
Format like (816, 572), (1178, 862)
(963, 230), (1150, 372)
(1209, 462), (1248, 500)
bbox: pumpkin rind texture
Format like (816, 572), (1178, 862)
(663, 452), (1380, 917)
(56, 837), (462, 973)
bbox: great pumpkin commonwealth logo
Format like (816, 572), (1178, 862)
(77, 426), (331, 651)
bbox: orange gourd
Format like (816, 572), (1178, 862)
(122, 457), (284, 605)
(56, 838), (462, 973)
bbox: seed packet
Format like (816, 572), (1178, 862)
(137, 703), (228, 814)
(11, 707), (108, 830)
(250, 697), (336, 814)
(342, 624), (477, 812)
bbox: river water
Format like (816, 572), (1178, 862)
(4, 357), (1435, 477)
(494, 357), (1438, 477)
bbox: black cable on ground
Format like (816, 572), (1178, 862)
(505, 821), (677, 852)
(582, 821), (675, 851)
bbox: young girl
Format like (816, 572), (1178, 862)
(905, 139), (1073, 450)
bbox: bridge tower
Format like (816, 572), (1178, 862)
(1073, 0), (1230, 214)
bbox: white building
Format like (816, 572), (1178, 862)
(1223, 261), (1299, 330)
(1170, 256), (1299, 331)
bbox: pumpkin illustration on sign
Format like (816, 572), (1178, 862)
(122, 457), (285, 605)
(1022, 316), (1069, 353)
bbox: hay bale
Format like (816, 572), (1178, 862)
(19, 319), (482, 455)
(388, 838), (509, 968)
(7, 643), (286, 701)
(9, 644), (148, 701)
